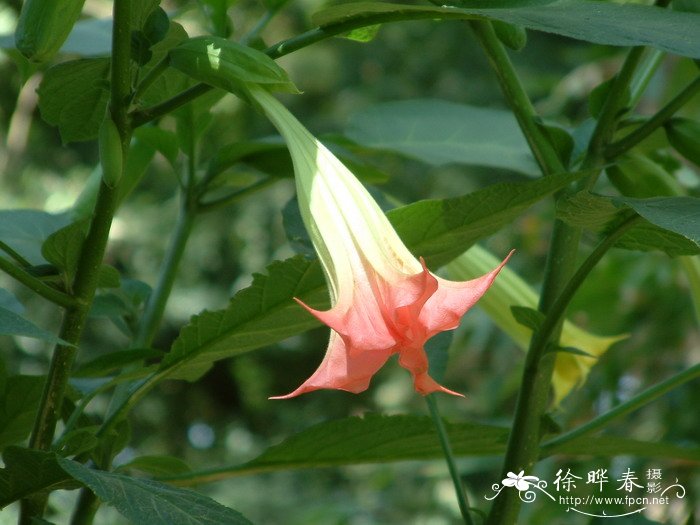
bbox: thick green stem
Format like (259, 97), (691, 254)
(18, 2), (134, 524)
(486, 215), (639, 525)
(469, 20), (565, 176)
(605, 75), (700, 159)
(18, 184), (122, 525)
(426, 395), (474, 525)
(541, 363), (700, 454)
(485, 222), (580, 525)
(463, 19), (581, 524)
(0, 256), (78, 308)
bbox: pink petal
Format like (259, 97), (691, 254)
(271, 251), (513, 399)
(420, 251), (514, 336)
(269, 331), (393, 399)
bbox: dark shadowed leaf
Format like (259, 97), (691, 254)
(159, 414), (700, 484)
(58, 458), (252, 525)
(346, 99), (539, 175)
(37, 58), (110, 143)
(160, 255), (328, 381)
(558, 192), (700, 256)
(510, 306), (545, 332)
(0, 308), (66, 345)
(0, 376), (45, 452)
(0, 447), (77, 509)
(313, 1), (700, 58)
(0, 210), (71, 265)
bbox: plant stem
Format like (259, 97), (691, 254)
(0, 239), (31, 267)
(130, 83), (213, 128)
(464, 19), (583, 524)
(532, 214), (641, 356)
(0, 256), (78, 308)
(469, 20), (565, 176)
(197, 177), (276, 213)
(604, 75), (700, 159)
(130, 9), (491, 127)
(486, 215), (638, 525)
(133, 197), (197, 347)
(679, 256), (700, 325)
(628, 50), (665, 108)
(426, 395), (474, 525)
(17, 2), (133, 524)
(541, 363), (700, 454)
(586, 48), (646, 164)
(132, 57), (170, 104)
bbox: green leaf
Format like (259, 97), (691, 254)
(115, 455), (192, 477)
(0, 289), (24, 315)
(0, 376), (44, 452)
(510, 305), (545, 331)
(549, 434), (700, 462)
(312, 1), (700, 58)
(136, 24), (191, 108)
(37, 58), (111, 143)
(57, 457), (253, 525)
(492, 20), (527, 51)
(557, 192), (700, 256)
(54, 427), (99, 457)
(160, 255), (328, 381)
(0, 210), (71, 265)
(0, 447), (77, 509)
(546, 345), (595, 358)
(198, 0), (234, 38)
(389, 170), (586, 267)
(97, 265), (121, 289)
(159, 414), (700, 482)
(346, 99), (539, 175)
(618, 196), (700, 247)
(169, 36), (298, 96)
(41, 220), (89, 283)
(75, 348), (165, 378)
(0, 307), (66, 345)
(144, 7), (171, 45)
(344, 25), (381, 42)
(133, 127), (179, 167)
(217, 414), (509, 473)
(536, 120), (573, 167)
(589, 77), (630, 119)
(606, 153), (683, 199)
(665, 117), (700, 166)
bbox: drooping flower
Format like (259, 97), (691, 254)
(247, 85), (511, 399)
(447, 244), (626, 406)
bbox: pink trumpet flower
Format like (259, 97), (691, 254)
(248, 85), (512, 399)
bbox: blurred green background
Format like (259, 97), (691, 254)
(0, 0), (698, 523)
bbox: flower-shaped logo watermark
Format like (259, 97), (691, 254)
(486, 470), (555, 503)
(502, 471), (540, 492)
